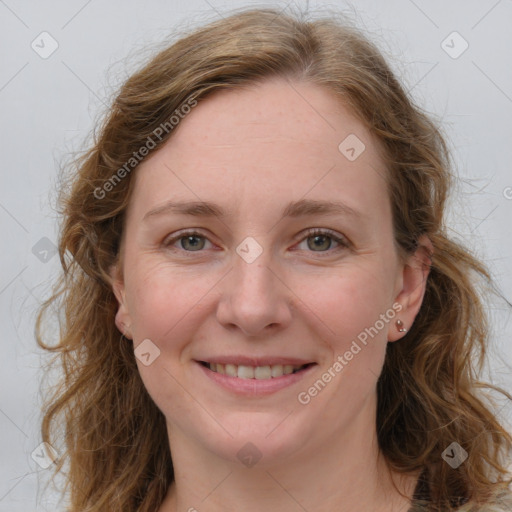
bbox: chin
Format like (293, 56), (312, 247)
(190, 410), (316, 468)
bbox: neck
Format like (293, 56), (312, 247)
(158, 399), (419, 512)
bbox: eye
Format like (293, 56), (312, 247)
(163, 231), (213, 252)
(295, 228), (349, 255)
(163, 228), (350, 255)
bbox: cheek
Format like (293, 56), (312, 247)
(124, 263), (214, 415)
(125, 261), (218, 343)
(125, 253), (396, 357)
(300, 262), (395, 346)
(294, 270), (393, 426)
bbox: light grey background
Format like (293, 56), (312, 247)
(1, 0), (511, 510)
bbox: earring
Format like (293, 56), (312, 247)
(396, 319), (407, 333)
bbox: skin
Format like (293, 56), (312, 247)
(111, 76), (432, 512)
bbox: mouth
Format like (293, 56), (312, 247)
(198, 361), (316, 380)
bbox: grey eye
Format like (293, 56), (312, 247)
(179, 234), (207, 251)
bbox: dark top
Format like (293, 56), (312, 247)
(408, 469), (431, 511)
(407, 470), (472, 511)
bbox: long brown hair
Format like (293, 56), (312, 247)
(36, 6), (512, 511)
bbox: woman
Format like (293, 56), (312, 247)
(36, 7), (512, 511)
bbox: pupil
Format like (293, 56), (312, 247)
(183, 236), (203, 250)
(310, 235), (330, 251)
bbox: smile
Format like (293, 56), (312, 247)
(196, 358), (317, 396)
(200, 361), (312, 379)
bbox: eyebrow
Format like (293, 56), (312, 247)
(142, 198), (363, 221)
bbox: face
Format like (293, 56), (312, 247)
(111, 77), (428, 466)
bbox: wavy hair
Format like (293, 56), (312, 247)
(36, 6), (512, 511)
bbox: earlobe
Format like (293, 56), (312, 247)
(389, 235), (433, 342)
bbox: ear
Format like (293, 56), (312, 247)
(388, 235), (433, 342)
(110, 263), (133, 340)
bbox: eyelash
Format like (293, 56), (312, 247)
(163, 228), (350, 256)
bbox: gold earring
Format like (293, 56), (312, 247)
(396, 319), (407, 333)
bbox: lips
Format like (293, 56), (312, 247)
(196, 357), (317, 395)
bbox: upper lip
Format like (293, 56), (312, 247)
(196, 356), (316, 366)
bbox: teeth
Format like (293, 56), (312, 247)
(271, 364), (283, 377)
(225, 364), (237, 377)
(237, 365), (254, 379)
(207, 362), (307, 379)
(254, 366), (271, 379)
(284, 365), (294, 375)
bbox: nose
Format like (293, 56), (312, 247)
(215, 253), (293, 338)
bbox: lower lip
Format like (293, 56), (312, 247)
(196, 361), (317, 396)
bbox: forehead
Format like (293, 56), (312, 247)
(128, 77), (389, 222)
